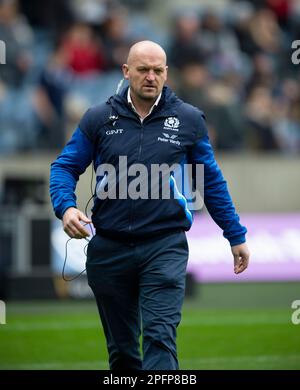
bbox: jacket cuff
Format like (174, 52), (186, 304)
(228, 234), (246, 247)
(55, 202), (77, 220)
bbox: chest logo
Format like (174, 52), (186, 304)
(158, 132), (181, 146)
(106, 129), (124, 135)
(164, 117), (180, 131)
(162, 133), (177, 140)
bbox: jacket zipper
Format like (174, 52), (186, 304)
(128, 121), (144, 234)
(137, 122), (144, 160)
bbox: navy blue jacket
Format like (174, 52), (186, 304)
(50, 86), (247, 245)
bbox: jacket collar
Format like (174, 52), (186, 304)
(108, 86), (182, 119)
(127, 88), (162, 120)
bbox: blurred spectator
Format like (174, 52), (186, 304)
(177, 61), (244, 151)
(247, 8), (283, 55)
(233, 6), (283, 59)
(246, 53), (277, 92)
(0, 0), (32, 87)
(32, 41), (72, 149)
(200, 9), (244, 78)
(244, 86), (279, 150)
(101, 8), (132, 71)
(176, 61), (211, 113)
(265, 0), (290, 29)
(19, 0), (73, 34)
(60, 23), (106, 75)
(69, 0), (107, 26)
(273, 78), (300, 154)
(168, 10), (205, 69)
(205, 82), (245, 151)
(231, 0), (256, 54)
(274, 100), (300, 154)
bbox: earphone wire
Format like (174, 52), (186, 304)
(62, 164), (95, 282)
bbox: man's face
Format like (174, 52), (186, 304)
(122, 52), (168, 102)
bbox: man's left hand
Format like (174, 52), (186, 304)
(231, 243), (250, 274)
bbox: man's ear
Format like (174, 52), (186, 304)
(122, 64), (129, 80)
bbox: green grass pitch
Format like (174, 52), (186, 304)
(0, 282), (300, 370)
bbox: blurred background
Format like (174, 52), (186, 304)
(0, 0), (299, 370)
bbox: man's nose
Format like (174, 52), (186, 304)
(146, 71), (155, 81)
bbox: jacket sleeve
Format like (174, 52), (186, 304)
(189, 111), (247, 246)
(49, 125), (93, 219)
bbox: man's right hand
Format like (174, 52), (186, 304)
(62, 207), (92, 239)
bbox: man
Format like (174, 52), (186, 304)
(50, 41), (250, 370)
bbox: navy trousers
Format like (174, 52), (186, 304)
(86, 230), (189, 370)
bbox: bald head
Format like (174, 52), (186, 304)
(122, 40), (168, 104)
(126, 40), (167, 66)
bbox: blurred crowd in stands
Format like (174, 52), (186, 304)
(0, 0), (300, 155)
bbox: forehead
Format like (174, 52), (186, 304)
(129, 49), (166, 68)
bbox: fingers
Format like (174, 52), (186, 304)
(64, 224), (82, 239)
(79, 212), (92, 224)
(65, 221), (89, 239)
(63, 210), (91, 239)
(234, 260), (247, 274)
(233, 255), (241, 274)
(72, 219), (90, 238)
(232, 243), (250, 275)
(234, 254), (249, 274)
